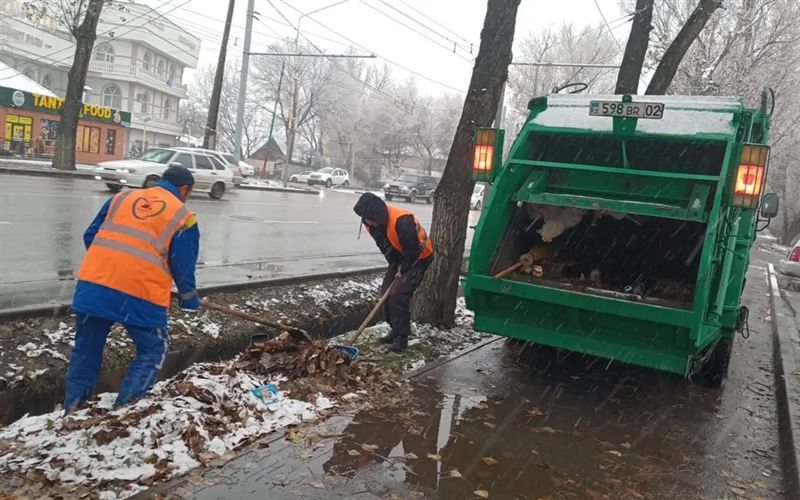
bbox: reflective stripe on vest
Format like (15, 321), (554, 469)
(384, 204), (433, 260)
(77, 187), (192, 307)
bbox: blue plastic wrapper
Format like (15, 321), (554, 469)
(250, 382), (279, 404)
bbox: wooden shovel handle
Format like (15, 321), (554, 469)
(200, 299), (311, 341)
(493, 261), (524, 280)
(347, 277), (397, 345)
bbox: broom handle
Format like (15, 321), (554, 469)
(348, 277), (397, 344)
(493, 261), (524, 280)
(200, 299), (294, 332)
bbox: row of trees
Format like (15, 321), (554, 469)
(181, 43), (462, 185)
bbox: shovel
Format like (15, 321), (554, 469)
(199, 299), (314, 344)
(334, 276), (398, 360)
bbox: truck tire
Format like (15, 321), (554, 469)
(696, 335), (734, 388)
(209, 182), (225, 200)
(106, 183), (122, 193)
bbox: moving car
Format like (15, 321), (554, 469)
(221, 152), (256, 177)
(175, 147), (243, 187)
(384, 173), (439, 203)
(471, 183), (486, 210)
(289, 171), (314, 183)
(776, 233), (800, 280)
(308, 167), (349, 187)
(94, 147), (235, 199)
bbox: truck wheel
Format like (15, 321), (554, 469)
(143, 175), (160, 188)
(385, 194), (393, 201)
(695, 335), (734, 388)
(106, 183), (122, 193)
(209, 182), (225, 200)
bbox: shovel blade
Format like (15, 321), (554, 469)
(334, 344), (359, 360)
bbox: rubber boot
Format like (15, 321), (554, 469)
(388, 334), (408, 353)
(379, 330), (398, 344)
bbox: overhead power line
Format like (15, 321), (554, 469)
(394, 0), (475, 46)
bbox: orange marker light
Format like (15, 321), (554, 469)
(733, 144), (769, 209)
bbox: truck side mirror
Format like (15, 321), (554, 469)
(760, 192), (779, 218)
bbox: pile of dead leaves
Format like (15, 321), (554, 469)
(236, 332), (395, 402)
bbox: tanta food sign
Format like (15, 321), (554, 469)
(0, 86), (131, 126)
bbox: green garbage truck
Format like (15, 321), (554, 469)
(464, 93), (779, 386)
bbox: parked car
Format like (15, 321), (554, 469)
(308, 167), (349, 187)
(290, 171), (314, 183)
(94, 147), (235, 199)
(471, 183), (486, 210)
(384, 173), (439, 203)
(776, 233), (800, 281)
(221, 152), (255, 177)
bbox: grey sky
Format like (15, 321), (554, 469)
(141, 0), (626, 95)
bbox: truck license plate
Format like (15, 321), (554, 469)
(589, 101), (664, 119)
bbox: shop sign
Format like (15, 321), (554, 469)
(0, 86), (131, 126)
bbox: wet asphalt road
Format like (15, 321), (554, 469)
(153, 243), (788, 499)
(0, 174), (475, 310)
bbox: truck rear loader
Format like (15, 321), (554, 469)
(464, 93), (779, 386)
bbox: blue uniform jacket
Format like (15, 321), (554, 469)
(72, 180), (200, 328)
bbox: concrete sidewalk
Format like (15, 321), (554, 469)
(768, 264), (800, 499)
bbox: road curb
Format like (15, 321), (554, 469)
(0, 166), (95, 179)
(237, 183), (319, 195)
(0, 266), (387, 321)
(768, 264), (800, 499)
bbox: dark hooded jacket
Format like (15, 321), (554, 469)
(353, 192), (425, 272)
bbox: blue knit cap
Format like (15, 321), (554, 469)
(162, 164), (195, 186)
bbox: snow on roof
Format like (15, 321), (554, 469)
(528, 94), (743, 138)
(0, 61), (57, 96)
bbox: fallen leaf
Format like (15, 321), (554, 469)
(475, 403), (488, 410)
(405, 452), (418, 460)
(482, 422), (496, 429)
(287, 431), (301, 443)
(731, 487), (747, 496)
(309, 480), (325, 489)
(347, 449), (361, 456)
(527, 407), (543, 417)
(427, 453), (442, 461)
(620, 442), (631, 449)
(474, 490), (489, 498)
(361, 443), (379, 452)
(449, 469), (462, 478)
(538, 426), (556, 433)
(481, 457), (499, 466)
(608, 450), (622, 457)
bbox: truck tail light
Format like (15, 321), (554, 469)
(733, 144), (769, 209)
(790, 247), (800, 262)
(472, 128), (504, 182)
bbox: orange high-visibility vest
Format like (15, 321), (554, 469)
(77, 187), (192, 307)
(369, 204), (433, 260)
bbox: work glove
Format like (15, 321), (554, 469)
(178, 291), (201, 310)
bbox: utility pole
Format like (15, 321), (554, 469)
(204, 0), (235, 150)
(232, 0), (254, 163)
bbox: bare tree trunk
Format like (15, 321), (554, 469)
(615, 0), (654, 94)
(52, 0), (105, 170)
(204, 0), (235, 150)
(645, 0), (723, 95)
(413, 0), (521, 328)
(286, 78), (299, 164)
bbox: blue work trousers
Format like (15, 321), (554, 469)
(64, 313), (169, 411)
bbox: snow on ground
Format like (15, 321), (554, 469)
(170, 312), (224, 339)
(0, 361), (330, 499)
(243, 277), (383, 315)
(240, 179), (310, 192)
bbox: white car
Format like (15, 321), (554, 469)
(307, 167), (349, 188)
(175, 147), (243, 187)
(221, 153), (256, 177)
(776, 233), (800, 280)
(471, 183), (486, 210)
(289, 171), (314, 183)
(95, 147), (234, 199)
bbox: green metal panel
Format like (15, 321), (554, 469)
(464, 93), (770, 378)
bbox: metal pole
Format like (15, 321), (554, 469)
(494, 81), (505, 129)
(233, 0), (254, 163)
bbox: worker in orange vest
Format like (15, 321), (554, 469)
(353, 192), (433, 352)
(64, 165), (200, 412)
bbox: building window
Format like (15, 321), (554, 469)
(94, 43), (114, 63)
(162, 99), (172, 120)
(41, 73), (53, 89)
(136, 92), (149, 114)
(143, 52), (152, 71)
(76, 125), (101, 154)
(22, 67), (34, 79)
(168, 64), (177, 82)
(105, 129), (116, 155)
(157, 60), (165, 77)
(102, 84), (122, 109)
